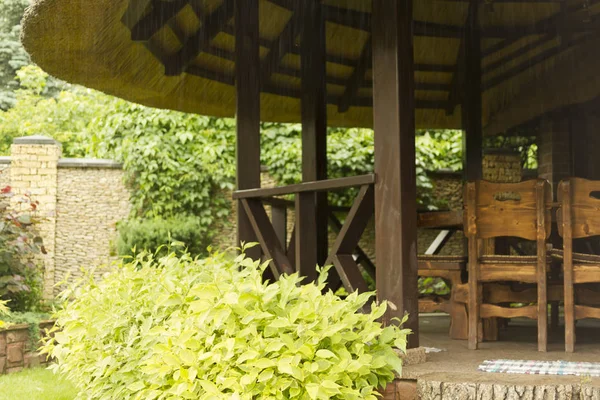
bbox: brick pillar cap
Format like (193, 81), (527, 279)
(13, 136), (60, 146)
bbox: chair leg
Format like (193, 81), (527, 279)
(538, 277), (548, 352)
(565, 281), (575, 353)
(468, 281), (480, 350)
(448, 272), (468, 340)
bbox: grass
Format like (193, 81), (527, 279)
(0, 368), (77, 400)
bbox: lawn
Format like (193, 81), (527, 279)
(0, 368), (77, 400)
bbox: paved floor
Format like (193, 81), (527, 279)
(404, 314), (600, 387)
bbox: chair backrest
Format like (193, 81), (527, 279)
(558, 177), (600, 239)
(464, 179), (552, 241)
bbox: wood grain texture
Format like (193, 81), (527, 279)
(466, 182), (479, 350)
(462, 1), (483, 181)
(372, 0), (419, 348)
(300, 0), (328, 269)
(235, 0), (261, 260)
(233, 174), (375, 199)
(575, 305), (600, 320)
(295, 192), (318, 283)
(470, 180), (552, 240)
(241, 199), (294, 277)
(558, 177), (600, 239)
(479, 265), (537, 283)
(480, 304), (538, 319)
(417, 210), (463, 229)
(466, 179), (551, 351)
(326, 185), (374, 293)
(536, 179), (548, 352)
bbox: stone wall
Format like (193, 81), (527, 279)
(55, 159), (131, 293)
(482, 149), (523, 183)
(2, 136), (130, 298)
(0, 320), (54, 374)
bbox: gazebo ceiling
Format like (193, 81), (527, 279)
(21, 0), (600, 131)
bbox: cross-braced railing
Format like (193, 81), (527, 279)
(232, 174), (375, 293)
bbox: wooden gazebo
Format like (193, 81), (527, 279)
(22, 0), (600, 351)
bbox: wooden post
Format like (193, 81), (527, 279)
(235, 0), (261, 259)
(462, 2), (483, 182)
(372, 0), (419, 348)
(297, 0), (328, 282)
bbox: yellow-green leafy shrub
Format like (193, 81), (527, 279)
(43, 249), (409, 400)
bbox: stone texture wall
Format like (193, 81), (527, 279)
(483, 149), (523, 183)
(55, 160), (131, 294)
(0, 158), (9, 188)
(10, 137), (61, 299)
(0, 320), (54, 374)
(2, 136), (130, 298)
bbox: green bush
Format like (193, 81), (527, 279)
(43, 249), (409, 400)
(116, 216), (210, 258)
(0, 184), (44, 312)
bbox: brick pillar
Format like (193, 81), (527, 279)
(10, 136), (61, 300)
(538, 111), (572, 197)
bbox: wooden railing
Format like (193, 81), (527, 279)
(233, 174), (467, 295)
(233, 174), (376, 293)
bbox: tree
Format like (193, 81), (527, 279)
(0, 0), (30, 109)
(0, 0), (66, 110)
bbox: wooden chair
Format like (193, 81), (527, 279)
(465, 179), (552, 351)
(557, 177), (600, 352)
(418, 255), (467, 339)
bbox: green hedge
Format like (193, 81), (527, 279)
(116, 216), (209, 258)
(44, 250), (410, 399)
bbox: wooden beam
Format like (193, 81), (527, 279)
(327, 185), (374, 258)
(233, 174), (375, 200)
(462, 1), (483, 182)
(483, 34), (555, 74)
(218, 28), (456, 72)
(338, 38), (372, 113)
(241, 199), (294, 277)
(446, 2), (474, 115)
(299, 0), (329, 276)
(131, 0), (188, 41)
(164, 0), (235, 76)
(195, 43), (451, 91)
(483, 33), (591, 90)
(271, 203), (287, 249)
(235, 0), (261, 260)
(260, 8), (302, 86)
(372, 0), (419, 348)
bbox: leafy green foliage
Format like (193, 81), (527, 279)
(88, 102), (235, 220)
(116, 216), (212, 259)
(0, 184), (44, 312)
(44, 249), (409, 400)
(0, 66), (105, 156)
(0, 0), (29, 110)
(0, 1), (66, 111)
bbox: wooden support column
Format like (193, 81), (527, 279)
(297, 0), (328, 282)
(462, 2), (483, 182)
(235, 0), (261, 259)
(372, 0), (419, 348)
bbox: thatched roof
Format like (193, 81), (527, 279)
(21, 0), (600, 131)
